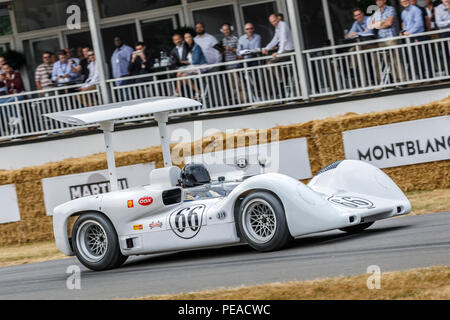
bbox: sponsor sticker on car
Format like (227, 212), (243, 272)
(133, 224), (143, 231)
(127, 200), (134, 208)
(138, 196), (153, 206)
(149, 221), (163, 229)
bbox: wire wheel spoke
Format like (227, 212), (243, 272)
(76, 220), (109, 263)
(243, 199), (278, 244)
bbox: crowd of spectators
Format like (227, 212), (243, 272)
(0, 1), (448, 103)
(341, 0), (449, 83)
(345, 0), (449, 39)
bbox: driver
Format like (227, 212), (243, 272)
(180, 163), (223, 201)
(180, 163), (211, 188)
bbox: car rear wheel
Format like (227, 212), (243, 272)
(72, 213), (127, 271)
(238, 191), (293, 252)
(340, 222), (374, 233)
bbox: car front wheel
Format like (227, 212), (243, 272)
(72, 213), (127, 271)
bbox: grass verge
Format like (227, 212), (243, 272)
(0, 240), (69, 268)
(0, 188), (448, 268)
(134, 265), (450, 300)
(405, 188), (450, 216)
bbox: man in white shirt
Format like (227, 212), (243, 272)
(262, 13), (295, 63)
(194, 22), (223, 71)
(79, 50), (99, 107)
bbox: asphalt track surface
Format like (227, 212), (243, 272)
(0, 212), (449, 300)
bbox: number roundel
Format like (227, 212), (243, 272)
(169, 205), (205, 239)
(327, 196), (375, 209)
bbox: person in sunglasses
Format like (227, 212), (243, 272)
(238, 22), (262, 65)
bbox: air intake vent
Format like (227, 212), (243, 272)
(314, 161), (343, 177)
(162, 188), (182, 205)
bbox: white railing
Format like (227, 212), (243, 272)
(107, 52), (302, 119)
(303, 29), (450, 97)
(0, 84), (102, 140)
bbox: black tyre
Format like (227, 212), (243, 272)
(72, 213), (128, 271)
(339, 222), (374, 233)
(237, 191), (293, 252)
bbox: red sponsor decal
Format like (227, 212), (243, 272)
(127, 200), (134, 208)
(138, 196), (153, 206)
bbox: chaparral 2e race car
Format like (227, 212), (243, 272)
(44, 98), (411, 271)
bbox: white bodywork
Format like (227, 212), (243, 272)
(53, 160), (411, 256)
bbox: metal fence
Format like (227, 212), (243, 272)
(0, 84), (102, 140)
(107, 52), (302, 117)
(304, 29), (450, 97)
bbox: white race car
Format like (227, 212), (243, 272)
(45, 98), (411, 271)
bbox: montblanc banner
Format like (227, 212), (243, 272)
(343, 116), (450, 168)
(186, 138), (312, 180)
(42, 163), (155, 216)
(0, 184), (20, 224)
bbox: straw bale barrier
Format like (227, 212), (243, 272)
(0, 95), (448, 246)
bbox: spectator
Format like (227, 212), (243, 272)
(0, 63), (25, 100)
(262, 13), (295, 63)
(0, 56), (6, 96)
(424, 0), (437, 31)
(170, 33), (187, 68)
(435, 0), (450, 31)
(194, 22), (223, 69)
(401, 0), (428, 79)
(0, 71), (6, 96)
(370, 0), (405, 82)
(50, 52), (58, 64)
(238, 22), (262, 61)
(80, 50), (99, 91)
(435, 0), (450, 68)
(78, 50), (99, 107)
(346, 8), (376, 39)
(0, 63), (25, 131)
(128, 42), (153, 80)
(410, 0), (428, 31)
(221, 23), (239, 70)
(52, 50), (79, 86)
(75, 46), (91, 82)
(175, 31), (207, 99)
(35, 51), (55, 91)
(65, 48), (80, 65)
(371, 0), (399, 38)
(400, 0), (425, 36)
(129, 42), (152, 75)
(111, 36), (134, 85)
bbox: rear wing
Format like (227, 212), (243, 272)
(44, 97), (201, 191)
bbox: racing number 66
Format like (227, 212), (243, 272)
(170, 205), (205, 239)
(328, 196), (374, 209)
(175, 208), (200, 232)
